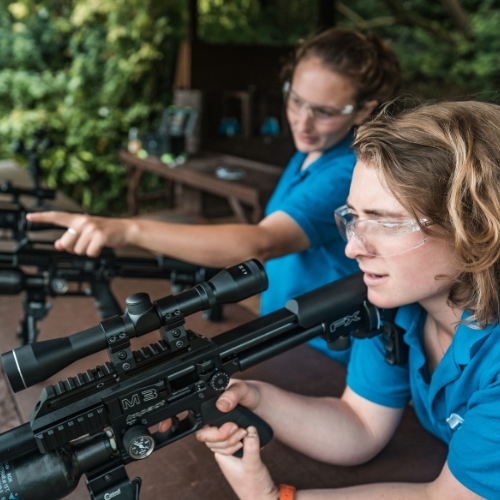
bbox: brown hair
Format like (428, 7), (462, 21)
(283, 28), (401, 106)
(353, 100), (500, 327)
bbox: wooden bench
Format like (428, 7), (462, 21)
(119, 150), (283, 223)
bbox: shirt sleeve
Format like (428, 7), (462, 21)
(347, 336), (411, 408)
(447, 382), (500, 498)
(277, 153), (356, 248)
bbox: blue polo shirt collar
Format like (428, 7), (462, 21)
(396, 306), (492, 366)
(292, 134), (354, 178)
(397, 305), (493, 403)
(451, 311), (494, 365)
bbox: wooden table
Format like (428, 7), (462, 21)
(119, 150), (283, 223)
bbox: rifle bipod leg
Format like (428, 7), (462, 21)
(16, 315), (39, 346)
(17, 292), (52, 345)
(86, 464), (141, 500)
(203, 304), (224, 321)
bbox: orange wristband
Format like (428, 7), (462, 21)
(278, 484), (296, 500)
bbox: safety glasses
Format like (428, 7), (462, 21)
(282, 81), (356, 122)
(334, 204), (434, 257)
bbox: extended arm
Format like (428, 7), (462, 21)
(195, 380), (482, 500)
(26, 211), (310, 267)
(198, 380), (403, 465)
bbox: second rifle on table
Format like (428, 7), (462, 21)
(0, 244), (222, 345)
(0, 181), (225, 344)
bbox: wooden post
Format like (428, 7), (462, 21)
(188, 0), (198, 43)
(317, 0), (336, 32)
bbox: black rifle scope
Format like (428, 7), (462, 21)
(2, 259), (267, 392)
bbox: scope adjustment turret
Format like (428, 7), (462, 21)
(125, 293), (153, 315)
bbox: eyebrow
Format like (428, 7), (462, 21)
(345, 202), (407, 219)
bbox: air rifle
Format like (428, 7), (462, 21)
(0, 245), (222, 345)
(0, 180), (56, 205)
(0, 199), (62, 247)
(0, 261), (407, 500)
(11, 127), (53, 205)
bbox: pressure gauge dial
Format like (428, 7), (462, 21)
(123, 425), (155, 460)
(210, 371), (230, 391)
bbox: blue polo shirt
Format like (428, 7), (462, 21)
(260, 136), (359, 363)
(347, 304), (500, 498)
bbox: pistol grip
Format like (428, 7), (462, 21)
(200, 400), (273, 458)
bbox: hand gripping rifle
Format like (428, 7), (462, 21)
(0, 261), (407, 500)
(0, 245), (222, 345)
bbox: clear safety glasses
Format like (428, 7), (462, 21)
(334, 204), (434, 257)
(282, 81), (355, 122)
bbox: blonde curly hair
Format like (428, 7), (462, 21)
(353, 100), (500, 327)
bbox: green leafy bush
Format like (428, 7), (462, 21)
(2, 0), (500, 214)
(197, 0), (318, 45)
(0, 0), (185, 214)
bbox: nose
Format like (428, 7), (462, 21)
(294, 105), (315, 130)
(344, 234), (371, 259)
(297, 102), (315, 121)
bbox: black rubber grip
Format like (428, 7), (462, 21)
(200, 400), (273, 458)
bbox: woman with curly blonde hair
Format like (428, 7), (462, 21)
(196, 100), (500, 499)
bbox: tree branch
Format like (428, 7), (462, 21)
(336, 2), (365, 24)
(382, 0), (458, 44)
(439, 0), (473, 40)
(336, 2), (396, 30)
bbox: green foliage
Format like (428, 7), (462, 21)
(342, 0), (500, 100)
(198, 0), (500, 99)
(0, 0), (185, 214)
(2, 1), (500, 215)
(197, 0), (318, 45)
